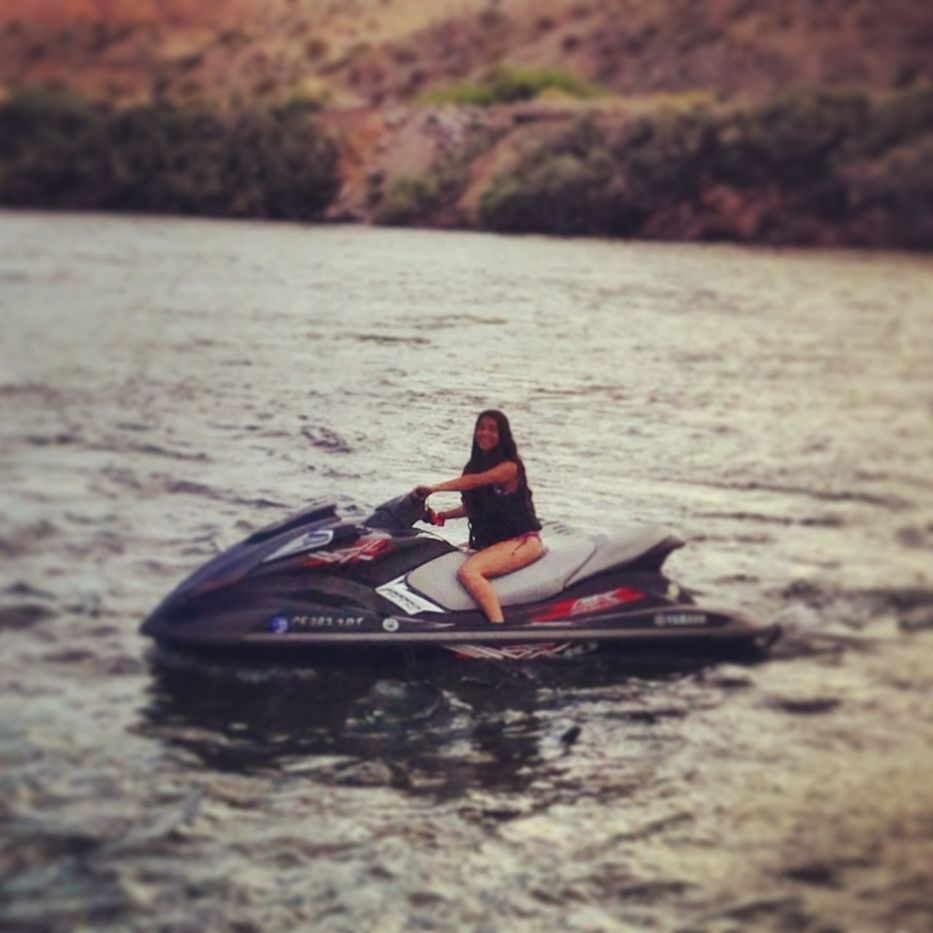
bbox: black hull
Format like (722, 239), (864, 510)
(146, 615), (781, 662)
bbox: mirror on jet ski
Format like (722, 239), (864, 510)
(364, 491), (429, 531)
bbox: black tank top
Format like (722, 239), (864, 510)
(461, 464), (541, 549)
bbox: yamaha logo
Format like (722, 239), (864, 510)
(654, 612), (707, 627)
(382, 617), (400, 632)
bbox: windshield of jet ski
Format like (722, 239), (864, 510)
(364, 491), (428, 531)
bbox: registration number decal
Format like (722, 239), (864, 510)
(267, 614), (365, 633)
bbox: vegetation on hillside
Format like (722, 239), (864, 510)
(474, 85), (933, 248)
(420, 67), (601, 106)
(2, 81), (930, 248)
(0, 88), (339, 219)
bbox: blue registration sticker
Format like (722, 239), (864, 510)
(268, 615), (289, 634)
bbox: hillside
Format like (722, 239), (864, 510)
(2, 0), (931, 107)
(2, 0), (932, 248)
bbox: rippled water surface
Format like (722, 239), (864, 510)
(2, 210), (932, 931)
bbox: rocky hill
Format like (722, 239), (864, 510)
(3, 0), (930, 107)
(2, 0), (932, 247)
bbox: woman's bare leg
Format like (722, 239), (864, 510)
(457, 536), (545, 623)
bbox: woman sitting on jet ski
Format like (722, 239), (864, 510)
(414, 409), (543, 624)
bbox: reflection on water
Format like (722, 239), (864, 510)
(139, 649), (713, 800)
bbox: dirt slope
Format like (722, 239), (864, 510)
(2, 0), (931, 106)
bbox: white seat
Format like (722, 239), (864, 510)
(406, 525), (678, 612)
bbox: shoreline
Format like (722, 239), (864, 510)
(1, 83), (932, 252)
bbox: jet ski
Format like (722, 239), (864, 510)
(141, 492), (780, 660)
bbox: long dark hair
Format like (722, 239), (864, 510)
(463, 409), (532, 490)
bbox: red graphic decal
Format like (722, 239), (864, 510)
(532, 587), (645, 623)
(303, 537), (390, 567)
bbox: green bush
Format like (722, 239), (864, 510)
(373, 175), (440, 225)
(479, 148), (618, 234)
(710, 89), (869, 186)
(611, 109), (713, 204)
(0, 89), (339, 219)
(482, 117), (640, 234)
(845, 134), (933, 248)
(847, 83), (933, 158)
(474, 85), (933, 246)
(421, 67), (600, 106)
(0, 87), (110, 206)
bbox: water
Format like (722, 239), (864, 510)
(1, 209), (932, 931)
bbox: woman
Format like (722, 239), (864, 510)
(414, 410), (543, 624)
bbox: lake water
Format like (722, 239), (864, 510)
(1, 209), (932, 931)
